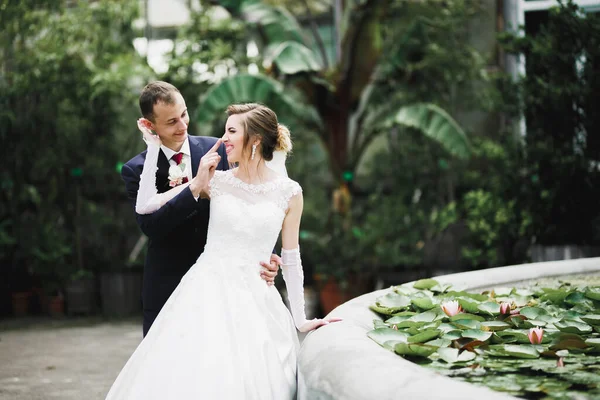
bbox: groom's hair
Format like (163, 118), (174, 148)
(139, 81), (180, 121)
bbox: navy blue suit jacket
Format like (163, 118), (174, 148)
(121, 135), (228, 336)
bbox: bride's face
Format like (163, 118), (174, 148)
(223, 114), (252, 163)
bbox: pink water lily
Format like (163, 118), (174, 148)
(528, 327), (544, 344)
(499, 302), (511, 315)
(441, 300), (462, 317)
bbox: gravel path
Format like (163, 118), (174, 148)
(0, 318), (141, 400)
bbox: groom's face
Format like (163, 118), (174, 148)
(146, 91), (189, 151)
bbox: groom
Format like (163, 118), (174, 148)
(122, 81), (280, 336)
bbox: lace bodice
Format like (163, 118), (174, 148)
(202, 169), (302, 263)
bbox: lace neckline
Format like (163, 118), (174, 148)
(221, 169), (284, 192)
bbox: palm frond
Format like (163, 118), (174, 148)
(195, 73), (322, 135)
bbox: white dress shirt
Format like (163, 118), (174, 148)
(160, 137), (199, 201)
(161, 137), (193, 183)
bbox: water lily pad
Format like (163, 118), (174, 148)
(426, 338), (452, 348)
(398, 321), (436, 336)
(554, 319), (592, 334)
(385, 314), (414, 325)
(459, 339), (486, 352)
(456, 297), (482, 314)
(506, 315), (527, 328)
(497, 294), (530, 307)
(539, 288), (569, 304)
(430, 283), (452, 293)
(367, 328), (410, 348)
(371, 278), (600, 398)
(408, 329), (440, 343)
(560, 370), (600, 385)
(442, 330), (462, 341)
(394, 342), (438, 357)
(376, 293), (412, 311)
(487, 344), (541, 359)
(394, 285), (419, 296)
(549, 333), (589, 351)
(480, 321), (511, 332)
(393, 320), (422, 329)
(490, 332), (511, 344)
(565, 291), (587, 306)
(451, 319), (482, 330)
(537, 380), (572, 392)
(477, 359), (519, 372)
(445, 291), (488, 302)
(483, 374), (525, 392)
(411, 296), (437, 310)
(570, 300), (597, 314)
(449, 313), (485, 322)
(580, 314), (600, 325)
(522, 319), (548, 328)
(409, 309), (442, 323)
(437, 347), (477, 364)
(585, 338), (600, 350)
(461, 329), (493, 342)
(496, 329), (531, 344)
(413, 279), (439, 290)
(585, 287), (600, 301)
(478, 301), (501, 316)
(373, 319), (387, 329)
(437, 323), (457, 333)
(520, 306), (552, 321)
(370, 304), (393, 315)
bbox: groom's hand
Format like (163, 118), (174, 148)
(260, 254), (281, 286)
(190, 139), (222, 197)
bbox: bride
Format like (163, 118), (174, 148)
(106, 103), (340, 399)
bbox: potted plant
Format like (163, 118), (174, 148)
(99, 261), (143, 317)
(65, 269), (97, 315)
(303, 212), (374, 315)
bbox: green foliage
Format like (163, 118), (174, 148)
(378, 0), (493, 111)
(499, 0), (600, 245)
(0, 1), (150, 291)
(369, 277), (600, 399)
(207, 0), (471, 183)
(359, 194), (426, 268)
(460, 190), (531, 269)
(160, 2), (251, 134)
(433, 134), (532, 269)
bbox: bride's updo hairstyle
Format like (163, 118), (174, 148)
(226, 103), (292, 162)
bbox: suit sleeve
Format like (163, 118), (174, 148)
(122, 161), (199, 241)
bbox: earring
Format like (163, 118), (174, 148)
(251, 144), (257, 160)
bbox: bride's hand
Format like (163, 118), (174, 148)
(197, 138), (222, 177)
(298, 317), (343, 333)
(137, 118), (162, 147)
(190, 139), (222, 197)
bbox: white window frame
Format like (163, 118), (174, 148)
(505, 0), (600, 136)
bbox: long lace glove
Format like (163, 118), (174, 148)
(281, 248), (312, 331)
(282, 248), (343, 332)
(135, 143), (190, 215)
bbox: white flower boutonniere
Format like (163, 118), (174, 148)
(168, 163), (187, 187)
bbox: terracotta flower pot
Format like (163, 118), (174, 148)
(11, 291), (31, 317)
(48, 295), (65, 317)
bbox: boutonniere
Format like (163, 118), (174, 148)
(168, 163), (187, 187)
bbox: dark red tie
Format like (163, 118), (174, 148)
(171, 153), (189, 183)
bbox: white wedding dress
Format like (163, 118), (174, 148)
(106, 162), (302, 399)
